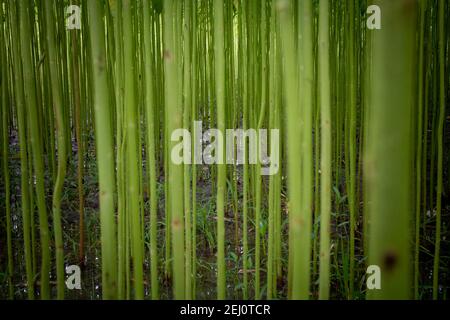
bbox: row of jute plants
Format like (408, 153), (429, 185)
(0, 0), (448, 300)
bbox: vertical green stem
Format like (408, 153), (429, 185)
(87, 0), (118, 299)
(164, 0), (185, 300)
(122, 0), (144, 300)
(366, 0), (416, 300)
(432, 0), (445, 300)
(318, 0), (331, 300)
(142, 0), (159, 300)
(214, 0), (226, 300)
(43, 0), (66, 299)
(18, 0), (51, 299)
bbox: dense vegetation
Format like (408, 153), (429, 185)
(0, 0), (449, 300)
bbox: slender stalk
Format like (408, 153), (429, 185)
(122, 0), (144, 300)
(297, 0), (314, 300)
(267, 0), (277, 299)
(8, 0), (34, 299)
(278, 0), (305, 300)
(366, 0), (416, 300)
(43, 0), (66, 299)
(214, 0), (226, 300)
(182, 0), (192, 299)
(346, 0), (357, 298)
(69, 1), (85, 266)
(87, 0), (118, 299)
(18, 0), (51, 299)
(414, 0), (427, 300)
(142, 0), (159, 300)
(318, 0), (331, 300)
(164, 0), (185, 300)
(110, 0), (127, 299)
(432, 0), (445, 300)
(239, 0), (249, 299)
(191, 1), (198, 299)
(1, 2), (13, 299)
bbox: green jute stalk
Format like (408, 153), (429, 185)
(432, 0), (445, 300)
(1, 2), (13, 299)
(191, 1), (198, 299)
(297, 0), (314, 300)
(69, 0), (85, 267)
(414, 0), (427, 300)
(43, 0), (67, 299)
(142, 0), (159, 300)
(109, 0), (127, 299)
(164, 0), (185, 300)
(366, 0), (416, 300)
(214, 0), (226, 300)
(122, 0), (144, 300)
(346, 0), (357, 298)
(18, 0), (51, 299)
(277, 0), (303, 300)
(87, 0), (118, 299)
(182, 0), (193, 299)
(267, 0), (277, 299)
(318, 0), (331, 300)
(7, 0), (34, 298)
(238, 0), (250, 299)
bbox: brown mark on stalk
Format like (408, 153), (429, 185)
(96, 54), (105, 73)
(382, 249), (398, 272)
(402, 0), (416, 13)
(172, 217), (181, 230)
(292, 216), (304, 228)
(164, 49), (172, 61)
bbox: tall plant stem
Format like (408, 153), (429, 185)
(366, 0), (416, 300)
(183, 0), (193, 299)
(142, 0), (159, 300)
(1, 2), (13, 299)
(8, 0), (34, 299)
(214, 0), (226, 300)
(18, 0), (51, 299)
(43, 0), (67, 299)
(297, 0), (314, 300)
(318, 0), (331, 300)
(432, 0), (445, 300)
(69, 3), (85, 266)
(414, 0), (427, 300)
(346, 0), (357, 298)
(191, 1), (198, 299)
(164, 0), (185, 300)
(87, 0), (118, 299)
(278, 0), (304, 300)
(122, 0), (144, 300)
